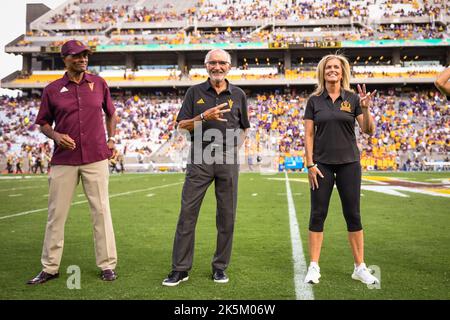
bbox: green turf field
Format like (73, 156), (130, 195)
(0, 171), (449, 300)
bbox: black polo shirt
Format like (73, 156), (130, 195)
(304, 89), (362, 164)
(176, 79), (250, 148)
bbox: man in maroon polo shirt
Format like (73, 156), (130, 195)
(27, 40), (118, 285)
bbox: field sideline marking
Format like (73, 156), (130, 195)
(0, 176), (47, 181)
(285, 172), (314, 300)
(0, 186), (44, 192)
(0, 182), (182, 221)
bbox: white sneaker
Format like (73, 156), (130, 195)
(304, 263), (321, 284)
(352, 263), (379, 285)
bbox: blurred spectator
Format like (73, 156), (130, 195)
(1, 88), (448, 172)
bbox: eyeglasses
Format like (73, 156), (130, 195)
(206, 60), (230, 66)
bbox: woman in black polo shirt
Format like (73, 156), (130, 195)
(303, 54), (379, 285)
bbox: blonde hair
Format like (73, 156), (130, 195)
(311, 54), (352, 96)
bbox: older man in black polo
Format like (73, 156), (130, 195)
(27, 40), (118, 285)
(162, 49), (250, 286)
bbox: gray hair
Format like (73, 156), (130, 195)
(204, 49), (231, 64)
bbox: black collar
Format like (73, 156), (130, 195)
(321, 88), (348, 100)
(203, 78), (233, 94)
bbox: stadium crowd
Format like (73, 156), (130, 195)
(10, 0), (446, 52)
(249, 88), (449, 171)
(15, 23), (447, 48)
(0, 96), (52, 173)
(39, 0), (449, 27)
(1, 88), (448, 173)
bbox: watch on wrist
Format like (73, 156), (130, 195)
(307, 163), (317, 169)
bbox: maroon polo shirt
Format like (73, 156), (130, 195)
(35, 72), (115, 165)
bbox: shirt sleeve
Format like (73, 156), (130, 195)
(102, 79), (115, 117)
(354, 94), (363, 117)
(303, 97), (314, 120)
(176, 87), (194, 122)
(35, 87), (54, 126)
(239, 91), (250, 129)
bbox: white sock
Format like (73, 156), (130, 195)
(310, 262), (319, 269)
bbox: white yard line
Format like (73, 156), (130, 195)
(0, 182), (182, 221)
(285, 172), (314, 300)
(0, 176), (47, 181)
(0, 186), (44, 192)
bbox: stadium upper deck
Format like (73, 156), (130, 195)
(2, 0), (449, 89)
(27, 0), (450, 29)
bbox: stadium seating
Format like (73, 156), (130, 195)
(2, 0), (449, 172)
(1, 89), (448, 173)
(12, 71), (65, 84)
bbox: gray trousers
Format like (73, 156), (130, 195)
(172, 162), (239, 272)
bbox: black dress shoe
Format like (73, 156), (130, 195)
(101, 269), (117, 281)
(212, 270), (229, 283)
(27, 271), (59, 285)
(162, 271), (189, 287)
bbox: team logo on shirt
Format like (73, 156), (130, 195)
(196, 98), (205, 104)
(340, 101), (352, 113)
(228, 99), (234, 109)
(60, 86), (69, 93)
(88, 82), (94, 91)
